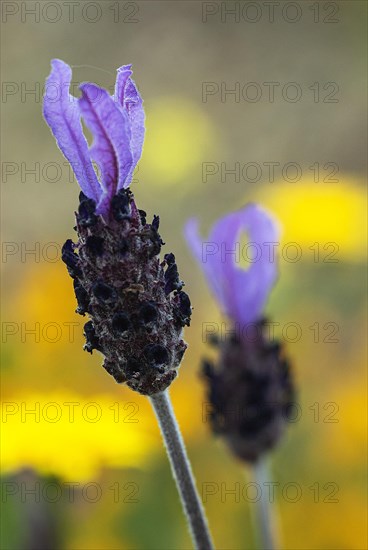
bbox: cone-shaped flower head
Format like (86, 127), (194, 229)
(185, 205), (294, 462)
(44, 60), (191, 395)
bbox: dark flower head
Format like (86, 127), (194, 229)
(185, 206), (295, 463)
(201, 321), (294, 463)
(43, 60), (191, 395)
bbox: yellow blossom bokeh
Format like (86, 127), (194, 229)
(1, 392), (158, 481)
(140, 97), (217, 188)
(252, 178), (367, 262)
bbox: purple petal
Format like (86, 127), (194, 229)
(78, 83), (133, 216)
(185, 218), (226, 309)
(222, 204), (280, 325)
(185, 204), (280, 325)
(115, 65), (145, 182)
(114, 65), (132, 102)
(43, 59), (102, 204)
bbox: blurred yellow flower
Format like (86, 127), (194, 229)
(318, 374), (367, 466)
(252, 178), (366, 261)
(2, 261), (119, 393)
(140, 97), (216, 187)
(1, 392), (158, 481)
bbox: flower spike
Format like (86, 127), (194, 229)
(43, 61), (190, 395)
(185, 205), (295, 463)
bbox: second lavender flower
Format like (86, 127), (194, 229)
(185, 204), (295, 463)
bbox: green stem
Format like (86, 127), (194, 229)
(250, 459), (280, 550)
(150, 391), (215, 550)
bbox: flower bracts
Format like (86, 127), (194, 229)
(62, 190), (190, 395)
(202, 321), (294, 463)
(43, 59), (145, 219)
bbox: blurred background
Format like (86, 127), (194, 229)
(1, 1), (367, 548)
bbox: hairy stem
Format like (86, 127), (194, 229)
(250, 459), (280, 550)
(150, 391), (214, 550)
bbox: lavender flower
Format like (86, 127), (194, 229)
(43, 60), (191, 395)
(185, 204), (294, 463)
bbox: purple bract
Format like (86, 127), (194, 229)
(185, 204), (280, 325)
(43, 59), (145, 219)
